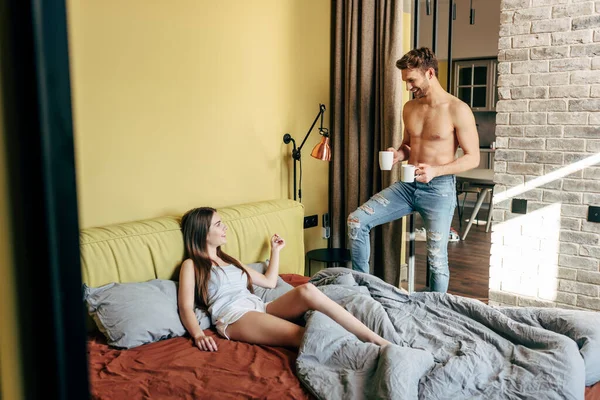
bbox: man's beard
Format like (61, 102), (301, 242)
(413, 87), (426, 98)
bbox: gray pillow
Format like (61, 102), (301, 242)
(246, 261), (294, 302)
(83, 279), (210, 349)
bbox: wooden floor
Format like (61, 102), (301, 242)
(404, 203), (492, 302)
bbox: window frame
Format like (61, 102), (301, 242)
(452, 58), (498, 112)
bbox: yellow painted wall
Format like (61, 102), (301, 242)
(438, 60), (448, 91)
(67, 0), (330, 252)
(0, 51), (24, 400)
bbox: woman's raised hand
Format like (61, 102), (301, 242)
(194, 334), (218, 352)
(271, 234), (286, 252)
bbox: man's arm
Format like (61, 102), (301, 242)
(430, 101), (480, 176)
(398, 129), (412, 162)
(388, 105), (412, 165)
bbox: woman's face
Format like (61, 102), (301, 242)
(206, 212), (227, 248)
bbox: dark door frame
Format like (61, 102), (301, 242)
(1, 0), (90, 398)
(413, 0), (454, 92)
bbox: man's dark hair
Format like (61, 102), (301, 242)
(396, 47), (439, 77)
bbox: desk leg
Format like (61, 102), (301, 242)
(456, 191), (463, 228)
(408, 213), (415, 294)
(461, 189), (490, 240)
(486, 189), (493, 233)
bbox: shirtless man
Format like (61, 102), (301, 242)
(347, 47), (480, 292)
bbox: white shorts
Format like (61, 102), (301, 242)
(215, 297), (270, 340)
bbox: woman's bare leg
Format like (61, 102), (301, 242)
(224, 311), (304, 347)
(266, 283), (390, 346)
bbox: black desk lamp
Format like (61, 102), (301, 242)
(283, 103), (331, 202)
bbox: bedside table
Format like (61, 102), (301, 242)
(306, 248), (351, 276)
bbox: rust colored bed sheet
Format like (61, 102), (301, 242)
(87, 274), (313, 400)
(88, 273), (600, 399)
(588, 383), (600, 400)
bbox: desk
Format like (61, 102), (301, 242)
(456, 169), (495, 240)
(306, 248), (351, 276)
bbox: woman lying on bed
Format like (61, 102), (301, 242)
(178, 206), (391, 352)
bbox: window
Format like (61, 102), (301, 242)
(453, 59), (498, 111)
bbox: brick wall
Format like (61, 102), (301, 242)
(491, 0), (600, 310)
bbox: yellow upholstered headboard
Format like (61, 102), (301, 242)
(80, 199), (305, 288)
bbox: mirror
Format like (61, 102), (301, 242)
(408, 0), (501, 299)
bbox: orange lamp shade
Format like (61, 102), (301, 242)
(310, 136), (331, 161)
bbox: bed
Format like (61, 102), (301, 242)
(86, 273), (314, 399)
(82, 199), (600, 399)
(81, 199), (317, 399)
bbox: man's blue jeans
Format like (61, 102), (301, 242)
(347, 175), (457, 292)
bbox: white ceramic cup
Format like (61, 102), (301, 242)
(401, 164), (416, 182)
(379, 151), (394, 170)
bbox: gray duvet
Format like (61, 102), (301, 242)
(296, 268), (600, 400)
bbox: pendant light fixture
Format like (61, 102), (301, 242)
(470, 0), (475, 25)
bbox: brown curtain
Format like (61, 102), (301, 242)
(329, 0), (405, 285)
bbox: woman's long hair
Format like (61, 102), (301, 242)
(180, 207), (253, 308)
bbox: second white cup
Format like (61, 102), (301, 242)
(401, 164), (416, 182)
(379, 151), (394, 170)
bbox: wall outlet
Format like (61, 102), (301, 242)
(511, 198), (527, 214)
(304, 214), (318, 229)
(588, 206), (600, 223)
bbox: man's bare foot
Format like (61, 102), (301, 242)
(371, 336), (392, 347)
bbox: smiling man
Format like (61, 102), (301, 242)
(347, 47), (480, 293)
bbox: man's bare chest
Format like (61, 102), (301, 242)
(406, 108), (454, 141)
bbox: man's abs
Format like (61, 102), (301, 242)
(408, 136), (457, 167)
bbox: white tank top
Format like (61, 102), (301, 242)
(206, 265), (262, 324)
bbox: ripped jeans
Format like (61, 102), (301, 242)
(347, 175), (456, 292)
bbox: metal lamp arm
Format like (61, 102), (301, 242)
(282, 103), (327, 202)
(297, 104), (326, 153)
